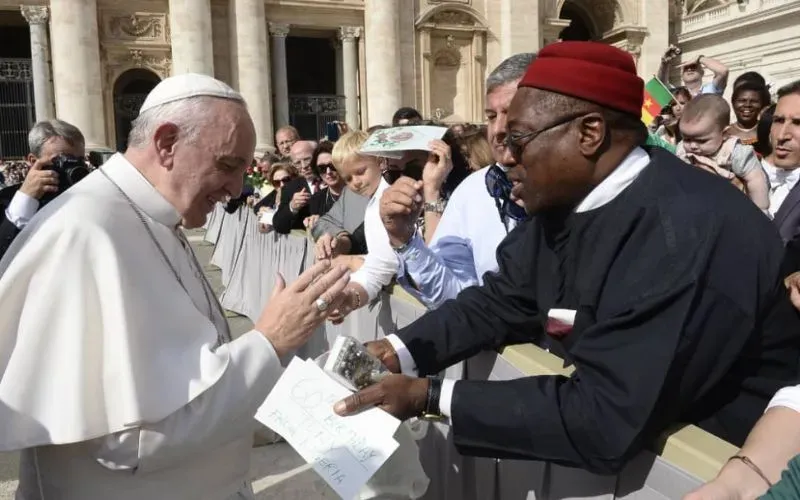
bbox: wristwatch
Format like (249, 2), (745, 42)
(420, 376), (447, 422)
(423, 199), (447, 215)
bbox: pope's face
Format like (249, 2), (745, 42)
(169, 100), (256, 228)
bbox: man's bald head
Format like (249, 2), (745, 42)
(275, 125), (299, 156)
(290, 140), (316, 180)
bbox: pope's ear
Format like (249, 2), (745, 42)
(153, 122), (180, 169)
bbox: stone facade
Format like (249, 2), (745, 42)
(1, 0), (799, 152)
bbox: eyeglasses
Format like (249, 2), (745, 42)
(272, 176), (291, 187)
(504, 112), (587, 160)
(485, 165), (526, 222)
(317, 163), (337, 175)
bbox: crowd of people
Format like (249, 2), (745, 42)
(0, 38), (799, 500)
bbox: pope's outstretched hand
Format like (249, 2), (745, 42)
(255, 260), (350, 357)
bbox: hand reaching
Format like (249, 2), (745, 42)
(255, 261), (350, 357)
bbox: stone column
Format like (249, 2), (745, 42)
(333, 39), (344, 97)
(21, 6), (54, 122)
(338, 27), (361, 130)
(231, 0), (273, 152)
(49, 0), (106, 148)
(168, 0), (214, 75)
(268, 23), (290, 129)
(364, 0), (401, 126)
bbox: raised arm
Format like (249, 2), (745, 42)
(701, 55), (730, 93)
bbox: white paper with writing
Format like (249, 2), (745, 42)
(255, 357), (401, 499)
(360, 126), (448, 159)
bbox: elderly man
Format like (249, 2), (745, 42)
(380, 53), (533, 309)
(0, 119), (85, 259)
(0, 74), (349, 499)
(275, 124), (299, 158)
(335, 42), (800, 474)
(272, 139), (320, 233)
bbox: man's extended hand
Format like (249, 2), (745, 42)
(365, 338), (401, 373)
(379, 177), (423, 247)
(19, 157), (59, 200)
(333, 374), (428, 421)
(785, 272), (800, 310)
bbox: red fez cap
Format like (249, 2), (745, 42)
(519, 41), (644, 117)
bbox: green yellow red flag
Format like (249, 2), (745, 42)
(642, 77), (674, 126)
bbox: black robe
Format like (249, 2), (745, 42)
(397, 147), (800, 474)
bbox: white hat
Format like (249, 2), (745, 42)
(138, 73), (244, 115)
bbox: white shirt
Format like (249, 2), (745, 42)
(350, 178), (399, 301)
(4, 189), (39, 229)
(762, 158), (800, 217)
(0, 154), (283, 499)
(387, 147), (651, 418)
(767, 385), (800, 414)
(396, 166), (516, 309)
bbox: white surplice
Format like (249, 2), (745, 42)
(0, 154), (283, 499)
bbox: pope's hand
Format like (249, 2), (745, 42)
(379, 177), (423, 247)
(19, 156), (59, 200)
(333, 374), (428, 421)
(255, 260), (350, 357)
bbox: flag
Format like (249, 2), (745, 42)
(641, 77), (674, 126)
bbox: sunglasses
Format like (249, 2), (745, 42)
(272, 176), (291, 187)
(316, 163), (337, 175)
(485, 165), (526, 221)
(382, 159), (424, 185)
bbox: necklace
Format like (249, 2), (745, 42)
(733, 122), (758, 133)
(100, 168), (231, 346)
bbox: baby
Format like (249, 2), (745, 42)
(677, 94), (770, 213)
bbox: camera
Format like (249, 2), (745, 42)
(41, 154), (90, 205)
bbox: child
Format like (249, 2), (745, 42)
(677, 94), (770, 214)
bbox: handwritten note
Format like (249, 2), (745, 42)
(255, 357), (401, 499)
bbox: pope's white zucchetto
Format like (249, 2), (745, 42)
(138, 73), (244, 115)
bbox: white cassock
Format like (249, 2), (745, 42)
(0, 153), (283, 499)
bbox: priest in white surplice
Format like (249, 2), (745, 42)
(0, 74), (350, 499)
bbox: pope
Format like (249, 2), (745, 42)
(0, 74), (350, 499)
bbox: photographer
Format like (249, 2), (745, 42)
(0, 119), (85, 259)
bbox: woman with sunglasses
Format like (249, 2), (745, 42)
(304, 141), (345, 230)
(253, 162), (298, 232)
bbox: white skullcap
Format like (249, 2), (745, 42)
(138, 73), (244, 115)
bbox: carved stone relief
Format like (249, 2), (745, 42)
(20, 5), (48, 25)
(433, 48), (461, 67)
(105, 48), (172, 82)
(431, 10), (475, 26)
(103, 13), (170, 44)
